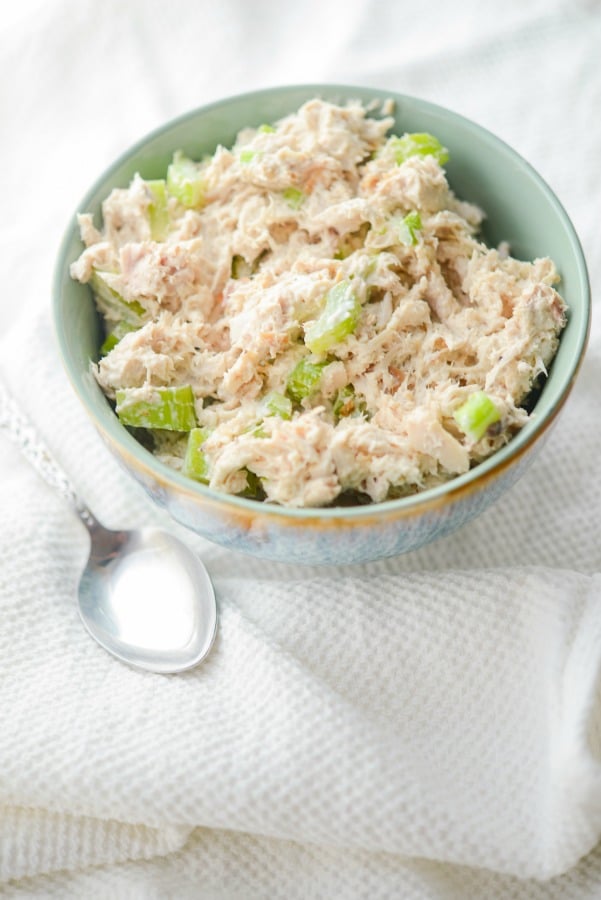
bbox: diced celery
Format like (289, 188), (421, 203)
(100, 321), (137, 356)
(231, 255), (252, 279)
(100, 332), (119, 356)
(166, 151), (205, 208)
(262, 391), (293, 420)
(250, 423), (268, 439)
(304, 280), (362, 355)
(398, 211), (422, 246)
(115, 385), (198, 431)
(333, 385), (365, 418)
(286, 358), (328, 403)
(239, 149), (257, 163)
(146, 179), (169, 241)
(282, 187), (305, 209)
(389, 132), (449, 166)
(242, 418), (268, 438)
(258, 123), (275, 133)
(238, 469), (265, 500)
(183, 427), (211, 482)
(89, 270), (145, 326)
(453, 391), (501, 441)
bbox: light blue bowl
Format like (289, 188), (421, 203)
(53, 84), (591, 565)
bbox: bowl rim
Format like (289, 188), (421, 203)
(53, 82), (592, 523)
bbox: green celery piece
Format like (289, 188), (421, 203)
(286, 358), (328, 403)
(239, 149), (258, 163)
(333, 385), (366, 419)
(250, 423), (268, 439)
(183, 427), (211, 482)
(453, 391), (501, 441)
(238, 469), (265, 500)
(389, 132), (449, 166)
(242, 418), (268, 438)
(282, 186), (305, 209)
(231, 255), (252, 279)
(398, 211), (422, 246)
(166, 151), (205, 208)
(147, 179), (169, 241)
(115, 385), (198, 431)
(100, 321), (137, 356)
(258, 123), (275, 133)
(304, 280), (362, 355)
(262, 391), (293, 420)
(89, 270), (145, 326)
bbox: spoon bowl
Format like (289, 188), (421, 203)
(0, 379), (218, 673)
(79, 523), (217, 673)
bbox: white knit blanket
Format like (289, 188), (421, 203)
(2, 1), (601, 896)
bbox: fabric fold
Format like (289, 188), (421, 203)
(1, 422), (601, 879)
(0, 805), (192, 885)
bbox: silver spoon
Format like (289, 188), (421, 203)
(0, 380), (217, 674)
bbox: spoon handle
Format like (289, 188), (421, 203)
(0, 378), (97, 530)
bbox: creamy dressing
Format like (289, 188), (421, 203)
(71, 99), (566, 507)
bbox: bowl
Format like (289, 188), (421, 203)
(53, 84), (591, 566)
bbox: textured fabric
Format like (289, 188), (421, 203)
(2, 0), (601, 896)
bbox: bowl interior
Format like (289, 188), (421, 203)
(54, 84), (590, 518)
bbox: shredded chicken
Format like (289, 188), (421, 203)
(70, 98), (566, 508)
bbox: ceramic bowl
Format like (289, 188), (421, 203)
(53, 84), (590, 565)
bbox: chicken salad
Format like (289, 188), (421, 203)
(70, 98), (567, 507)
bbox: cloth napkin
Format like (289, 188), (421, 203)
(1, 315), (601, 898)
(3, 0), (601, 897)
